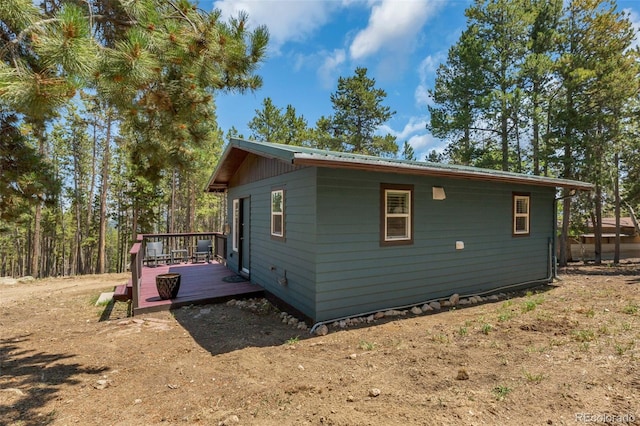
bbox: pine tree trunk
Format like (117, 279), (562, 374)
(593, 186), (602, 265)
(96, 113), (112, 274)
(86, 121), (98, 274)
(614, 152), (620, 264)
(71, 146), (83, 275)
(31, 204), (42, 278)
(189, 176), (196, 232)
(170, 169), (176, 233)
(501, 99), (509, 171)
(558, 84), (576, 267)
(515, 126), (522, 173)
(29, 120), (46, 278)
(532, 85), (540, 176)
(463, 126), (471, 166)
(559, 195), (571, 267)
(60, 195), (66, 276)
(132, 202), (139, 243)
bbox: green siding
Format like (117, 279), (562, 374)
(314, 168), (555, 321)
(227, 166), (318, 320)
(226, 159), (557, 324)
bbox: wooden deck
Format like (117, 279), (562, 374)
(133, 261), (263, 315)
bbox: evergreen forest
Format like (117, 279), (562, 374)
(1, 0), (639, 278)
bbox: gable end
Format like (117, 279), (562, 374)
(229, 153), (306, 188)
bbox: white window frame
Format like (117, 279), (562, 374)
(271, 189), (284, 239)
(384, 188), (412, 242)
(513, 194), (530, 235)
(232, 199), (240, 252)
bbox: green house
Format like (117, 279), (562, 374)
(207, 138), (592, 325)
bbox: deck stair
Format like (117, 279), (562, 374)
(113, 281), (133, 302)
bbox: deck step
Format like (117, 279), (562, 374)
(113, 282), (132, 302)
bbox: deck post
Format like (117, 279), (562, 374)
(130, 235), (144, 314)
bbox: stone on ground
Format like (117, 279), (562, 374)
(95, 292), (114, 306)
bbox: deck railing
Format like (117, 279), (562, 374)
(129, 232), (228, 312)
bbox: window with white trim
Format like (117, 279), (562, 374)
(513, 194), (530, 236)
(232, 199), (240, 251)
(381, 184), (413, 245)
(271, 189), (284, 239)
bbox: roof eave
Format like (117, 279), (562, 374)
(205, 141), (236, 192)
(206, 138), (298, 192)
(292, 154), (594, 191)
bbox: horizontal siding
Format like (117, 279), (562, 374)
(314, 168), (555, 321)
(227, 166), (317, 319)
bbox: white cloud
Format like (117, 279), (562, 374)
(349, 0), (443, 60)
(214, 0), (339, 50)
(291, 49), (347, 89)
(417, 54), (440, 82)
(318, 49), (347, 88)
(407, 132), (444, 154)
(414, 85), (430, 108)
(379, 116), (427, 140)
(380, 115), (446, 160)
(414, 53), (444, 108)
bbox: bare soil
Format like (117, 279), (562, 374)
(1, 264), (639, 426)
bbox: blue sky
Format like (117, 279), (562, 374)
(200, 0), (640, 160)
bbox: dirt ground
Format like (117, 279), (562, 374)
(1, 263), (639, 426)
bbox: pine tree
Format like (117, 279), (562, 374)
(0, 112), (59, 222)
(522, 0), (562, 176)
(248, 99), (309, 145)
(328, 67), (397, 156)
(282, 105), (309, 146)
(249, 98), (286, 142)
(310, 115), (343, 152)
(97, 2), (269, 185)
(1, 1), (270, 275)
(430, 0), (562, 173)
(428, 25), (488, 166)
(465, 0), (533, 171)
(401, 141), (416, 161)
(1, 1), (99, 277)
(553, 0), (638, 265)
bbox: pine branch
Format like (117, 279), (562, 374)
(166, 0), (198, 33)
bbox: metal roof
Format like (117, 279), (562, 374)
(206, 138), (594, 192)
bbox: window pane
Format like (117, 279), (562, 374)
(516, 198), (528, 214)
(272, 215), (282, 235)
(233, 200), (240, 251)
(387, 192), (408, 214)
(515, 216), (527, 232)
(387, 217), (408, 238)
(272, 191), (283, 213)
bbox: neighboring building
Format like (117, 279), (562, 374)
(207, 138), (593, 324)
(570, 217), (640, 261)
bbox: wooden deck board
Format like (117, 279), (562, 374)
(134, 262), (263, 315)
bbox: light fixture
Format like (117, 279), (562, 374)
(432, 186), (446, 200)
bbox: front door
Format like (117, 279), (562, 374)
(239, 197), (250, 277)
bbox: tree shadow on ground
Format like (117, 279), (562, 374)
(625, 276), (640, 285)
(172, 301), (311, 357)
(98, 299), (131, 322)
(172, 284), (565, 357)
(0, 335), (109, 426)
(559, 261), (640, 277)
